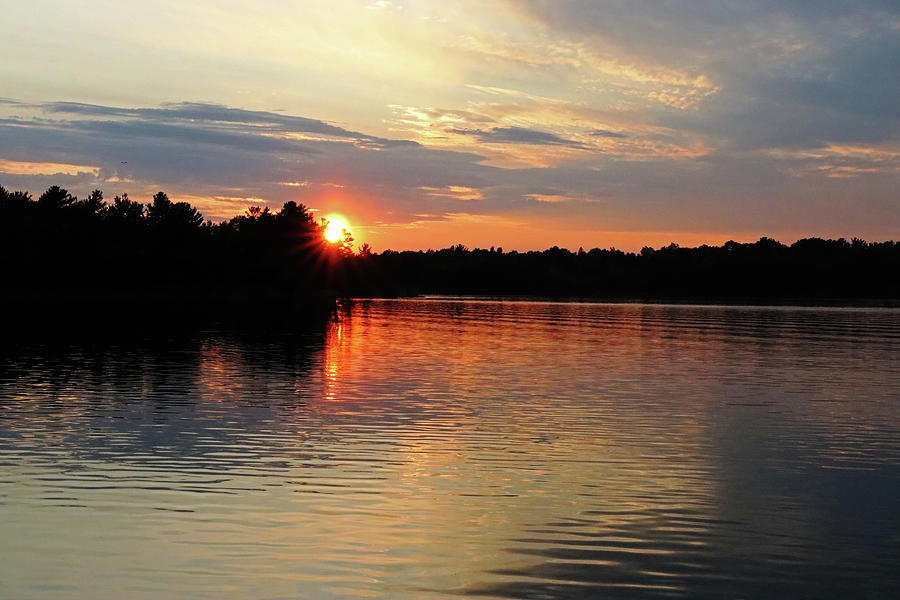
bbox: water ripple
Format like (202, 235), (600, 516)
(1, 300), (898, 599)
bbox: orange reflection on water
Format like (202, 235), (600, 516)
(323, 320), (343, 402)
(198, 339), (243, 402)
(2, 301), (898, 598)
(320, 309), (371, 409)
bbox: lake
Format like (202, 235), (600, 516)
(1, 299), (898, 599)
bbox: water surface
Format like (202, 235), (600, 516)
(1, 300), (898, 599)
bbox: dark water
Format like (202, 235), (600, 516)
(1, 299), (898, 599)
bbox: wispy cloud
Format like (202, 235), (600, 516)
(42, 101), (419, 149)
(590, 129), (628, 139)
(419, 185), (485, 201)
(449, 126), (587, 149)
(0, 158), (99, 177)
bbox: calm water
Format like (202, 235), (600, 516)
(1, 299), (899, 599)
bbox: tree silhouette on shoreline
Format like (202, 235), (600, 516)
(1, 184), (898, 311)
(354, 236), (899, 302)
(0, 185), (354, 324)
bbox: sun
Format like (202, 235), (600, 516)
(323, 214), (350, 243)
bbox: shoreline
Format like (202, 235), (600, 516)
(349, 293), (900, 310)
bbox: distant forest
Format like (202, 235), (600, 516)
(360, 239), (900, 302)
(2, 185), (899, 312)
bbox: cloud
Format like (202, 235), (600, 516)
(419, 185), (485, 201)
(1, 90), (897, 247)
(589, 129), (628, 139)
(0, 158), (99, 177)
(0, 99), (503, 221)
(41, 101), (419, 149)
(1, 1), (898, 250)
(449, 126), (587, 148)
(388, 95), (712, 167)
(508, 0), (900, 150)
(454, 31), (718, 109)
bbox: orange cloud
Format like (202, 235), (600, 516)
(456, 37), (718, 110)
(0, 157), (99, 176)
(768, 143), (900, 178)
(419, 186), (484, 201)
(388, 98), (709, 168)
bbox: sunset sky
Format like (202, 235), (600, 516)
(1, 0), (898, 251)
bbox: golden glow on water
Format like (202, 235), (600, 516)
(323, 320), (343, 402)
(1, 301), (899, 598)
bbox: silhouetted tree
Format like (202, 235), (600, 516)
(331, 228), (355, 258)
(0, 185), (31, 209)
(74, 189), (106, 217)
(2, 184), (898, 308)
(37, 185), (76, 210)
(146, 191), (204, 230)
(344, 235), (899, 301)
(106, 194), (145, 224)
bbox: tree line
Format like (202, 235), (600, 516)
(356, 238), (899, 302)
(2, 184), (898, 310)
(0, 185), (353, 322)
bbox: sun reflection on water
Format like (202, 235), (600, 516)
(0, 301), (898, 598)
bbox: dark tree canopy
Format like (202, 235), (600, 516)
(348, 236), (899, 302)
(37, 185), (76, 210)
(106, 193), (145, 224)
(1, 184), (898, 317)
(0, 185), (354, 321)
(146, 191), (204, 230)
